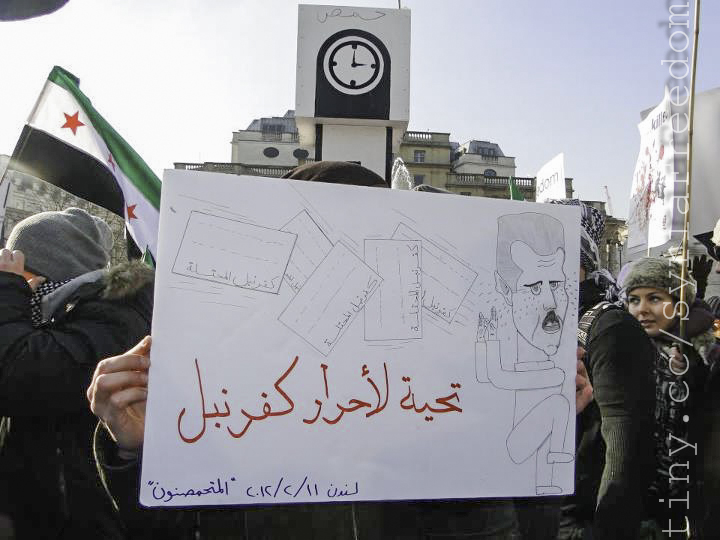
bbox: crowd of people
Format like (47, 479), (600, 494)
(1, 161), (718, 539)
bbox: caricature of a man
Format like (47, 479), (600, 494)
(487, 212), (573, 495)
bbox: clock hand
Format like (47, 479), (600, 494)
(351, 49), (366, 68)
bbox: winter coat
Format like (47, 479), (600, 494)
(560, 279), (657, 539)
(645, 300), (720, 539)
(699, 357), (720, 539)
(0, 260), (154, 539)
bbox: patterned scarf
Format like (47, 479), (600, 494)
(546, 199), (605, 272)
(646, 343), (693, 519)
(588, 268), (621, 303)
(30, 279), (70, 327)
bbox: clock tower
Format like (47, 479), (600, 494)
(316, 29), (390, 119)
(295, 4), (410, 182)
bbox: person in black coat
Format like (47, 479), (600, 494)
(0, 207), (153, 539)
(548, 200), (656, 540)
(89, 163), (395, 540)
(87, 169), (598, 540)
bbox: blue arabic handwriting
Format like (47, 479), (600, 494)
(149, 477), (236, 503)
(245, 475), (360, 500)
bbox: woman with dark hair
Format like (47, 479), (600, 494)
(620, 257), (720, 539)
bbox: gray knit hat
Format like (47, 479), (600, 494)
(619, 257), (696, 305)
(5, 207), (113, 281)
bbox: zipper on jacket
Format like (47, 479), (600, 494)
(194, 510), (202, 540)
(56, 446), (69, 520)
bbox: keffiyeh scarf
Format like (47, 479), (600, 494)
(30, 279), (70, 327)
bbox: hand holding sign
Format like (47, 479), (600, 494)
(88, 336), (151, 455)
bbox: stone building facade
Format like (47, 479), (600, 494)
(172, 114), (632, 276)
(1, 155), (128, 265)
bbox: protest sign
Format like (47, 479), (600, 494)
(534, 153), (565, 203)
(627, 89), (675, 250)
(689, 88), (720, 241)
(140, 169), (580, 506)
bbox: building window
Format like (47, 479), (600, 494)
(484, 169), (496, 177)
(413, 174), (425, 186)
(414, 150), (426, 163)
(460, 192), (472, 196)
(263, 147), (280, 158)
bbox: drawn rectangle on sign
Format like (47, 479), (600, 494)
(363, 239), (422, 340)
(281, 210), (333, 294)
(172, 211), (296, 294)
(392, 223), (477, 323)
(279, 242), (382, 355)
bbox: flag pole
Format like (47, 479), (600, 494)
(679, 0), (701, 339)
(0, 166), (10, 242)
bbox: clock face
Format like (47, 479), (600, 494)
(323, 35), (384, 95)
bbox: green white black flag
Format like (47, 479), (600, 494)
(10, 66), (161, 257)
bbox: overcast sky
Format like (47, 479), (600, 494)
(1, 0), (717, 218)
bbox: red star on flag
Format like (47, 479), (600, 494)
(107, 153), (116, 172)
(126, 204), (137, 220)
(61, 111), (85, 135)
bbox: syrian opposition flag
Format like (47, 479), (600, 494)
(508, 176), (525, 201)
(9, 66), (160, 258)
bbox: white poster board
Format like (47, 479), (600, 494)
(534, 153), (566, 203)
(689, 88), (720, 238)
(627, 89), (675, 249)
(141, 169), (580, 507)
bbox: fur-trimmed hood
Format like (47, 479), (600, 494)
(41, 260), (154, 322)
(102, 260), (155, 300)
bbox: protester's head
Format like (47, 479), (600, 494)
(619, 257), (696, 337)
(5, 207), (113, 282)
(546, 199), (605, 277)
(412, 185), (452, 194)
(495, 213), (567, 356)
(282, 161), (389, 188)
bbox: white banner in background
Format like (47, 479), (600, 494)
(627, 89), (675, 249)
(535, 153), (566, 203)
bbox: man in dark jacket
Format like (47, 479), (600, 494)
(90, 162), (393, 540)
(0, 207), (154, 539)
(549, 199), (656, 540)
(88, 167), (601, 540)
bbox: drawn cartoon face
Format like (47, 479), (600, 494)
(508, 241), (568, 356)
